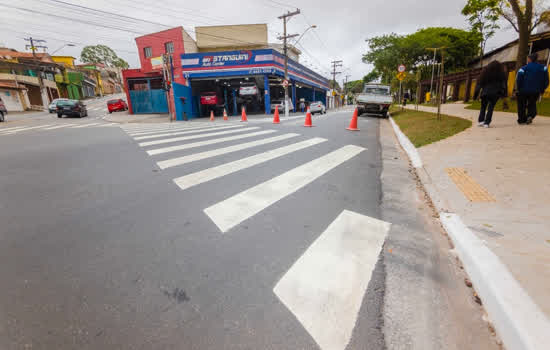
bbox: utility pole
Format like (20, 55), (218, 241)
(426, 48), (438, 104)
(278, 8), (300, 117)
(331, 60), (342, 109)
(437, 50), (445, 120)
(344, 74), (351, 105)
(24, 37), (48, 107)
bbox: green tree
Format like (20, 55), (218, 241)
(363, 70), (379, 83)
(344, 80), (365, 93)
(80, 45), (129, 69)
(462, 0), (500, 68)
(363, 28), (481, 83)
(499, 0), (549, 69)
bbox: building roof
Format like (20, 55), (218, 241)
(0, 48), (54, 63)
(470, 30), (550, 65)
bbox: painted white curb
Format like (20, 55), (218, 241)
(386, 117), (550, 350)
(388, 116), (422, 168)
(440, 214), (550, 350)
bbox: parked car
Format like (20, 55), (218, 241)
(48, 98), (69, 113)
(356, 84), (392, 118)
(0, 96), (7, 122)
(56, 100), (88, 118)
(107, 99), (128, 113)
(200, 91), (225, 115)
(270, 99), (294, 113)
(309, 101), (326, 114)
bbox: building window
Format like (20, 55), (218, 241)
(143, 47), (152, 58)
(165, 42), (174, 54)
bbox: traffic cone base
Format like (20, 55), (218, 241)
(273, 106), (280, 124)
(223, 108), (228, 121)
(346, 108), (360, 131)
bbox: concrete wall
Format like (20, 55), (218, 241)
(0, 88), (24, 111)
(195, 24), (267, 49)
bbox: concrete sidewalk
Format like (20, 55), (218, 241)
(405, 103), (550, 324)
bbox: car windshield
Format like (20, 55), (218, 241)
(108, 100), (119, 104)
(364, 87), (390, 95)
(57, 100), (75, 106)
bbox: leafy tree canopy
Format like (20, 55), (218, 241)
(363, 27), (481, 84)
(80, 45), (129, 69)
(344, 80), (365, 94)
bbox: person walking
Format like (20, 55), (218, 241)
(516, 53), (549, 125)
(473, 60), (507, 128)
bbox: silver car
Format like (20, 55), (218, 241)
(309, 101), (326, 114)
(270, 99), (294, 112)
(49, 98), (69, 113)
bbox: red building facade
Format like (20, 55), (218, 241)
(122, 27), (197, 115)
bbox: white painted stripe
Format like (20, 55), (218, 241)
(158, 133), (300, 169)
(138, 127), (260, 147)
(273, 210), (390, 350)
(204, 145), (365, 232)
(174, 137), (326, 190)
(0, 125), (28, 132)
(133, 125), (243, 140)
(147, 130), (276, 156)
(3, 124), (53, 133)
(97, 123), (117, 126)
(389, 117), (422, 168)
(71, 123), (101, 128)
(128, 123), (240, 136)
(43, 124), (76, 130)
(440, 213), (550, 350)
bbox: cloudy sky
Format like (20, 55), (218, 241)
(0, 0), (521, 82)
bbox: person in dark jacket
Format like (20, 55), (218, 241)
(473, 60), (507, 128)
(516, 53), (550, 124)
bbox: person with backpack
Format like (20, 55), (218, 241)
(516, 53), (549, 125)
(473, 60), (507, 128)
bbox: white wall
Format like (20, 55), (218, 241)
(0, 89), (24, 111)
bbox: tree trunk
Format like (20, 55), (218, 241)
(515, 19), (530, 71)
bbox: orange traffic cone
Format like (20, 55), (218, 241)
(223, 108), (228, 121)
(346, 108), (360, 131)
(210, 110), (215, 121)
(241, 106), (248, 122)
(273, 106), (280, 124)
(303, 107), (313, 127)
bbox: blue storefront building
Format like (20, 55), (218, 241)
(172, 49), (330, 120)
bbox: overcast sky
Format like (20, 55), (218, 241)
(0, 0), (521, 82)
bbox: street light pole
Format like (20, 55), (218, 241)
(427, 48), (438, 103)
(278, 9), (300, 118)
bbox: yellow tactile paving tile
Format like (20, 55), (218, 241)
(445, 167), (496, 202)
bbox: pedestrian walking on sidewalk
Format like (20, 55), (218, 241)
(473, 60), (507, 128)
(516, 53), (549, 125)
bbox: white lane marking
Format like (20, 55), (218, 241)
(273, 210), (390, 350)
(174, 137), (326, 191)
(127, 123), (241, 136)
(3, 124), (53, 134)
(0, 125), (29, 132)
(71, 123), (102, 128)
(133, 124), (244, 140)
(158, 133), (300, 170)
(147, 130), (276, 156)
(204, 145), (365, 233)
(43, 124), (76, 130)
(138, 127), (260, 147)
(97, 123), (117, 126)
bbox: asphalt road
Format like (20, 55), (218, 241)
(0, 106), (499, 349)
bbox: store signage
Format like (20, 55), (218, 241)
(200, 50), (252, 67)
(151, 56), (163, 70)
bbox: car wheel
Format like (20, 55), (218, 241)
(0, 112), (4, 122)
(57, 113), (62, 118)
(109, 111), (112, 114)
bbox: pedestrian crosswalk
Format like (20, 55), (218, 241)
(0, 122), (118, 135)
(121, 121), (366, 233)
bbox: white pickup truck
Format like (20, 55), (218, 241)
(356, 84), (393, 118)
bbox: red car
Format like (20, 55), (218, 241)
(107, 99), (128, 113)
